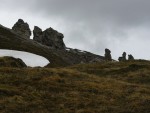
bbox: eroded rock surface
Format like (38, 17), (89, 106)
(33, 26), (66, 49)
(12, 19), (31, 39)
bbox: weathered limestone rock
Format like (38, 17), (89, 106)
(33, 26), (66, 49)
(12, 19), (31, 39)
(104, 48), (112, 61)
(118, 52), (127, 62)
(128, 54), (134, 61)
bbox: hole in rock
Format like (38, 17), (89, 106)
(0, 49), (50, 67)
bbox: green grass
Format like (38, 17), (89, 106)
(0, 60), (150, 113)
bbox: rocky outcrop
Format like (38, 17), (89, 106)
(0, 24), (104, 67)
(33, 26), (66, 49)
(12, 19), (31, 39)
(118, 52), (127, 62)
(104, 48), (112, 61)
(128, 54), (134, 61)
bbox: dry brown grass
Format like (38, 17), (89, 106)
(0, 60), (150, 113)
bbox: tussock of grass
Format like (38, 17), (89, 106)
(0, 60), (150, 113)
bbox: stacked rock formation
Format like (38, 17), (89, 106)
(12, 19), (31, 39)
(118, 52), (127, 62)
(104, 48), (112, 61)
(33, 26), (66, 49)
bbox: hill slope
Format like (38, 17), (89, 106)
(0, 61), (150, 113)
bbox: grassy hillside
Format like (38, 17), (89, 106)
(0, 60), (150, 113)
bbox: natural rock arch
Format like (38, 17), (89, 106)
(0, 20), (105, 67)
(0, 25), (68, 67)
(0, 49), (49, 67)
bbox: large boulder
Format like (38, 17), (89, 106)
(12, 19), (31, 39)
(33, 26), (66, 49)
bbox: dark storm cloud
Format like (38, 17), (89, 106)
(0, 0), (150, 59)
(5, 0), (150, 26)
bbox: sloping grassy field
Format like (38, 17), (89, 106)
(0, 60), (150, 113)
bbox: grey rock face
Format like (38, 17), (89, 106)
(33, 26), (66, 49)
(104, 48), (112, 61)
(12, 19), (31, 39)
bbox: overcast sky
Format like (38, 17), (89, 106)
(0, 0), (150, 61)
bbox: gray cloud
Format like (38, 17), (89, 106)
(0, 0), (150, 60)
